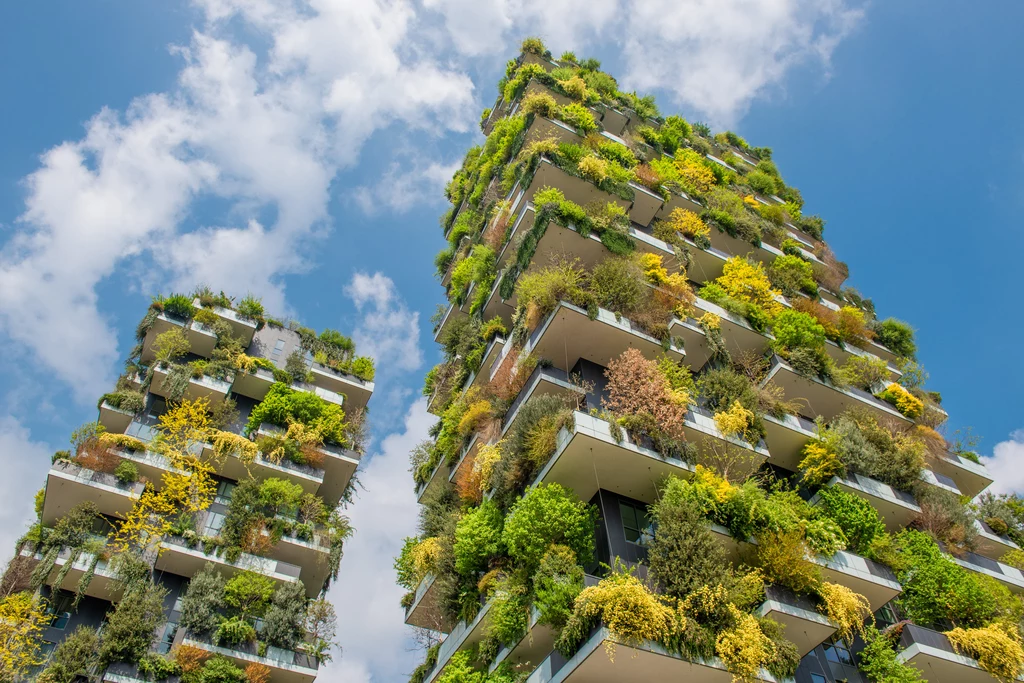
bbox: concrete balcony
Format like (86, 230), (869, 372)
(952, 550), (1024, 593)
(432, 301), (468, 346)
(524, 625), (780, 683)
(98, 401), (136, 434)
(104, 662), (181, 683)
(192, 299), (258, 347)
(231, 366), (277, 401)
(533, 410), (695, 506)
(762, 411), (819, 473)
(822, 338), (901, 382)
(897, 623), (1007, 683)
(309, 362), (374, 412)
(405, 573), (454, 633)
(248, 423), (359, 508)
(973, 519), (1019, 561)
(422, 600), (493, 683)
(930, 451), (992, 500)
(140, 312), (218, 363)
(488, 605), (556, 676)
(109, 445), (186, 487)
(669, 297), (773, 372)
(524, 301), (684, 378)
(826, 472), (921, 533)
(182, 634), (318, 683)
(156, 536), (307, 594)
(150, 363), (233, 405)
(812, 549), (901, 612)
(760, 355), (911, 425)
(19, 546), (120, 601)
(42, 461), (145, 525)
(755, 585), (835, 657)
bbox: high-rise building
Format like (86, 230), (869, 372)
(398, 38), (1014, 683)
(2, 290), (374, 682)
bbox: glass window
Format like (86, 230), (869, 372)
(823, 636), (853, 665)
(877, 602), (899, 627)
(215, 481), (236, 504)
(810, 674), (827, 683)
(271, 339), (286, 358)
(619, 501), (653, 545)
(203, 512), (225, 537)
(156, 622), (178, 654)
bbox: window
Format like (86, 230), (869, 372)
(823, 636), (854, 665)
(203, 512), (226, 537)
(47, 592), (73, 630)
(810, 674), (827, 683)
(619, 501), (653, 546)
(877, 602), (899, 627)
(271, 339), (287, 359)
(215, 481), (236, 505)
(156, 622), (178, 654)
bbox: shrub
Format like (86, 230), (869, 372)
(768, 254), (817, 297)
(195, 656), (246, 683)
(484, 576), (529, 647)
(715, 605), (776, 681)
(878, 383), (924, 418)
(521, 92), (557, 117)
(236, 294), (264, 322)
(37, 626), (99, 683)
(713, 400), (754, 438)
(114, 460), (139, 485)
(556, 568), (674, 658)
(162, 293), (196, 319)
(213, 616), (256, 647)
(873, 318), (916, 358)
(858, 627), (923, 683)
(587, 256), (646, 315)
(816, 582), (871, 643)
(840, 355), (889, 390)
(224, 571), (275, 619)
(514, 258), (588, 330)
(657, 208), (711, 248)
(946, 623), (1024, 681)
(98, 583), (168, 667)
(245, 382), (349, 446)
(745, 169), (780, 196)
(649, 480), (731, 599)
(559, 103), (598, 133)
(756, 531), (820, 595)
(262, 581), (306, 650)
(502, 483), (596, 574)
(814, 485), (885, 555)
(577, 154), (608, 182)
(520, 37), (545, 55)
(772, 310), (826, 352)
(153, 328), (191, 363)
(453, 500), (504, 577)
(603, 348), (689, 447)
(715, 257), (781, 318)
(533, 544), (584, 629)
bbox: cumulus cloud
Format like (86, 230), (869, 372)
(426, 0), (864, 125)
(980, 430), (1024, 496)
(352, 156), (460, 215)
(321, 399), (433, 683)
(0, 418), (51, 567)
(345, 272), (422, 374)
(0, 0), (475, 402)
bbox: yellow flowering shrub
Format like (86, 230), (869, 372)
(558, 75), (588, 101)
(742, 195), (760, 210)
(471, 441), (502, 495)
(571, 570), (674, 660)
(816, 582), (871, 643)
(717, 257), (782, 317)
(714, 400), (754, 438)
(98, 432), (147, 453)
(946, 623), (1024, 681)
(715, 604), (775, 683)
(212, 430), (258, 467)
(877, 383), (924, 419)
(663, 207), (711, 241)
(411, 537), (443, 580)
(798, 442), (844, 487)
(674, 149), (717, 195)
(699, 312), (721, 330)
(0, 592), (49, 680)
(521, 91), (558, 118)
(577, 155), (609, 183)
(457, 399), (493, 436)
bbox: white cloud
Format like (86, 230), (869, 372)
(322, 399), (434, 682)
(353, 157), (461, 215)
(0, 0), (475, 402)
(980, 430), (1024, 496)
(345, 272), (422, 373)
(426, 0), (864, 126)
(0, 418), (51, 567)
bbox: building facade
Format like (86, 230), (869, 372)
(399, 39), (1014, 683)
(4, 290), (374, 682)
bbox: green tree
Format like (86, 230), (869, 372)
(180, 563), (226, 635)
(502, 483), (597, 574)
(98, 582), (168, 667)
(224, 571), (275, 619)
(36, 626), (99, 683)
(453, 499), (504, 577)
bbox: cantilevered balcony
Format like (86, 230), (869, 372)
(19, 546), (120, 602)
(897, 623), (1004, 683)
(42, 461), (145, 525)
(523, 626), (781, 683)
(433, 301), (468, 346)
(952, 550), (1024, 593)
(109, 445), (185, 487)
(104, 662), (182, 683)
(192, 299), (258, 347)
(156, 536), (307, 594)
(140, 312), (218, 363)
(150, 363), (233, 405)
(973, 519), (1019, 561)
(422, 600), (493, 683)
(182, 634), (318, 683)
(231, 366), (277, 401)
(812, 549), (901, 611)
(309, 362), (374, 412)
(822, 338), (901, 382)
(98, 400), (136, 434)
(488, 605), (557, 675)
(761, 411), (819, 473)
(760, 355), (911, 424)
(825, 472), (921, 533)
(405, 573), (454, 633)
(523, 302), (684, 378)
(930, 451), (992, 499)
(755, 585), (835, 657)
(669, 297), (773, 372)
(533, 410), (695, 505)
(245, 423), (359, 507)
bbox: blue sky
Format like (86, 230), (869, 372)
(1, 1), (1022, 680)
